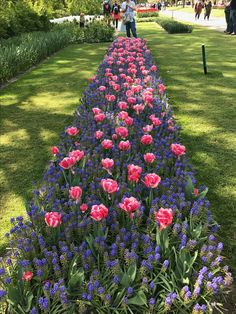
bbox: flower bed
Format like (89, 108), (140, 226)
(0, 38), (232, 313)
(137, 8), (158, 13)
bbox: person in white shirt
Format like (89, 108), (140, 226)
(121, 0), (137, 38)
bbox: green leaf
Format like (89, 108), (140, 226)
(121, 273), (130, 288)
(85, 234), (97, 259)
(185, 176), (194, 199)
(127, 291), (147, 306)
(127, 263), (136, 283)
(161, 228), (169, 252)
(68, 267), (84, 289)
(156, 228), (160, 245)
(21, 292), (34, 312)
(197, 187), (208, 200)
(7, 286), (21, 305)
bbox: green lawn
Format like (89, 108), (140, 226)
(0, 23), (236, 275)
(0, 42), (110, 252)
(167, 6), (225, 18)
(138, 23), (236, 271)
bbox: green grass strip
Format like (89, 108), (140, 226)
(138, 23), (236, 271)
(0, 42), (110, 253)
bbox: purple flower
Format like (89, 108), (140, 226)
(149, 281), (155, 290)
(0, 290), (7, 300)
(30, 307), (38, 314)
(38, 297), (49, 310)
(163, 260), (169, 269)
(5, 277), (11, 284)
(193, 286), (201, 297)
(149, 298), (155, 305)
(113, 275), (119, 285)
(82, 292), (87, 300)
(98, 287), (105, 295)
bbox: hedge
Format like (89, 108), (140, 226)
(156, 17), (193, 34)
(0, 21), (114, 86)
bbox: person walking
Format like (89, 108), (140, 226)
(204, 1), (212, 20)
(79, 13), (85, 28)
(103, 0), (112, 26)
(121, 0), (137, 38)
(112, 2), (121, 30)
(194, 0), (204, 19)
(229, 0), (236, 34)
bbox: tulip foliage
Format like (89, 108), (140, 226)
(0, 38), (232, 314)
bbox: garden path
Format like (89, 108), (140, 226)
(160, 9), (226, 32)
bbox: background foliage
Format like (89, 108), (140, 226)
(0, 0), (104, 39)
(0, 0), (51, 39)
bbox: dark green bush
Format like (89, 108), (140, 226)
(137, 11), (159, 18)
(156, 17), (193, 34)
(136, 17), (158, 23)
(0, 1), (51, 39)
(84, 21), (115, 43)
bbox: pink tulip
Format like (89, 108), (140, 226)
(143, 173), (161, 188)
(90, 204), (108, 221)
(45, 212), (62, 228)
(101, 179), (119, 194)
(69, 186), (82, 201)
(155, 208), (173, 230)
(171, 143), (186, 156)
(66, 127), (79, 136)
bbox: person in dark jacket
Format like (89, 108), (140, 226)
(229, 0), (236, 34)
(204, 1), (212, 20)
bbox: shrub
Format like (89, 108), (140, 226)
(0, 37), (232, 313)
(137, 17), (158, 23)
(84, 21), (115, 43)
(137, 11), (159, 18)
(0, 1), (51, 39)
(156, 17), (193, 34)
(0, 21), (114, 85)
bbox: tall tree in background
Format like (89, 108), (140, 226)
(1, 0), (103, 18)
(66, 0), (102, 15)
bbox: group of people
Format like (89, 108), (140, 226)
(194, 0), (212, 20)
(103, 0), (137, 38)
(224, 0), (236, 34)
(194, 0), (235, 35)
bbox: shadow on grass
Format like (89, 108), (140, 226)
(139, 23), (236, 271)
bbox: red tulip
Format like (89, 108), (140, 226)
(22, 271), (33, 282)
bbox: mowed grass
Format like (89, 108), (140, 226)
(0, 42), (110, 252)
(167, 6), (225, 18)
(138, 23), (236, 271)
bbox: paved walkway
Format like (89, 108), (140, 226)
(159, 9), (226, 32)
